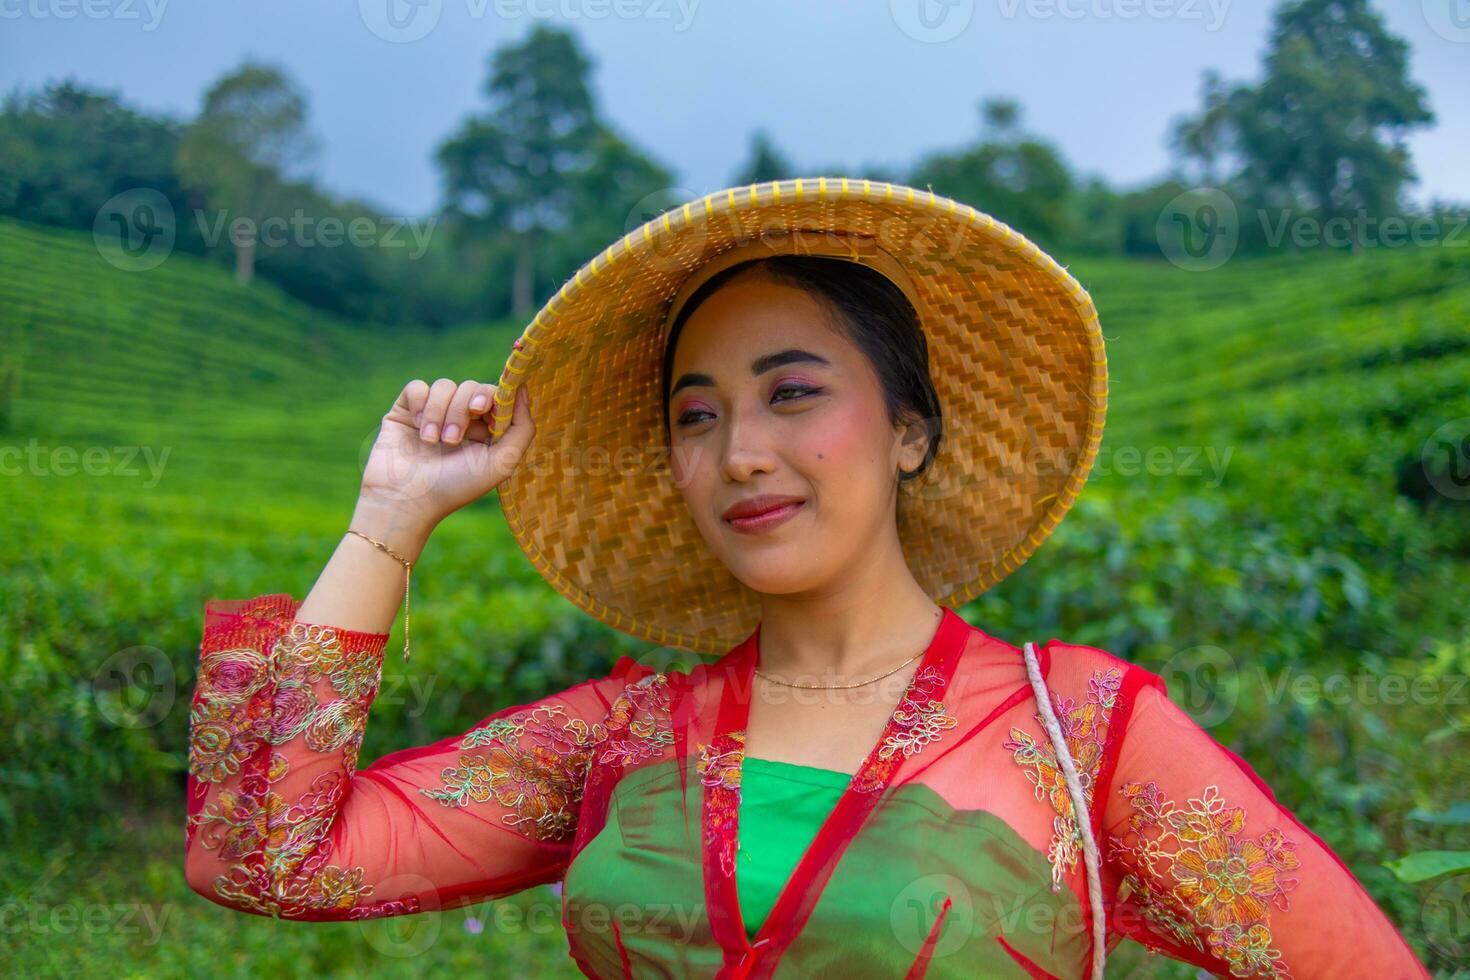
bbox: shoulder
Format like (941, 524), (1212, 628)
(981, 634), (1169, 739)
(942, 622), (1159, 722)
(1034, 638), (1165, 697)
(600, 651), (719, 701)
(957, 621), (1149, 684)
(1036, 637), (1129, 671)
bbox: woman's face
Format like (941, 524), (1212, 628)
(666, 270), (929, 597)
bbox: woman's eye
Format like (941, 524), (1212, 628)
(772, 384), (820, 403)
(675, 386), (820, 427)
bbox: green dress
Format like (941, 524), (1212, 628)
(735, 756), (851, 941)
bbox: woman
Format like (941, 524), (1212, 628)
(184, 179), (1428, 978)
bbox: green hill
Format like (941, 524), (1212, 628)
(2, 216), (1465, 975)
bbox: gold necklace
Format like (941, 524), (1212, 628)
(753, 650), (923, 690)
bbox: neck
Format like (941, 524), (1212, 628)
(753, 526), (944, 683)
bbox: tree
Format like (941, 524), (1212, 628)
(731, 129), (793, 186)
(177, 60), (318, 284)
(980, 97), (1020, 137)
(908, 97), (1075, 250)
(553, 127), (675, 281)
(0, 78), (193, 239)
(436, 26), (604, 319)
(1170, 0), (1434, 250)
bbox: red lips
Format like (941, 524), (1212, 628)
(721, 494), (806, 522)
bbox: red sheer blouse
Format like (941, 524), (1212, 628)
(183, 594), (1429, 979)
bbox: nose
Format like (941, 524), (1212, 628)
(720, 407), (777, 483)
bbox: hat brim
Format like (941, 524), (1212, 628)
(489, 177), (1106, 655)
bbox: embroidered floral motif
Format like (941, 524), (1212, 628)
(697, 731), (745, 791)
(698, 731), (745, 876)
(853, 664), (957, 794)
(418, 671), (671, 842)
(197, 754), (386, 917)
(1108, 781), (1302, 979)
(189, 698), (269, 783)
(187, 618), (392, 918)
(197, 646), (271, 703)
(1002, 665), (1123, 890)
(597, 672), (676, 768)
(877, 665), (958, 761)
(418, 704), (601, 840)
(189, 623), (381, 785)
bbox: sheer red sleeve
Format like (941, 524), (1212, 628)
(183, 593), (653, 920)
(1101, 671), (1429, 978)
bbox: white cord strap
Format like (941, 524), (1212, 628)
(1022, 640), (1107, 979)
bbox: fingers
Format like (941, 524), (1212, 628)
(466, 382), (496, 419)
(488, 385), (536, 465)
(417, 378), (460, 443)
(438, 380), (490, 445)
(450, 382), (500, 444)
(393, 378), (520, 452)
(391, 379), (431, 423)
(462, 381), (499, 440)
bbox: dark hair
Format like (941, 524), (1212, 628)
(659, 255), (943, 483)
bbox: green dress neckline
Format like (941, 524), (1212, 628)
(736, 756), (853, 940)
(742, 755), (853, 782)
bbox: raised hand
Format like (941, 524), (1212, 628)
(359, 378), (536, 532)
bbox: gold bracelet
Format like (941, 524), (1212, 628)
(346, 528), (414, 662)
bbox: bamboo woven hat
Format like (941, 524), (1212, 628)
(488, 176), (1106, 655)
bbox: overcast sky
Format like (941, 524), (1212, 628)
(3, 0), (1466, 220)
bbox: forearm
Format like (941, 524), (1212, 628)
(296, 494), (436, 635)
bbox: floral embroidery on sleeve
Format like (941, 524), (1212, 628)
(418, 671), (672, 842)
(1002, 665), (1123, 891)
(187, 622), (402, 918)
(1108, 780), (1302, 979)
(597, 672), (677, 768)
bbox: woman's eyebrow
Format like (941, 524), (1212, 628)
(671, 349), (831, 398)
